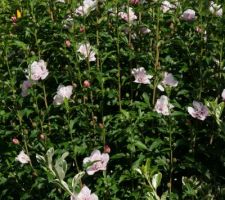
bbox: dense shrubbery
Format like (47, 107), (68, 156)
(1, 0), (225, 199)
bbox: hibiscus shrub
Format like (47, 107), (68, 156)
(1, 0), (225, 199)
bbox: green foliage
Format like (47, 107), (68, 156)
(1, 0), (225, 199)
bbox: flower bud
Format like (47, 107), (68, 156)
(130, 0), (140, 5)
(104, 145), (111, 153)
(92, 116), (97, 122)
(83, 80), (91, 88)
(167, 182), (171, 188)
(65, 39), (71, 48)
(39, 134), (45, 140)
(12, 137), (20, 145)
(196, 26), (203, 33)
(99, 123), (104, 129)
(80, 26), (85, 33)
(173, 158), (177, 163)
(11, 16), (17, 24)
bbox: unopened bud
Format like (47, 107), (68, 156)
(93, 116), (97, 122)
(39, 134), (45, 140)
(169, 23), (174, 30)
(83, 80), (91, 88)
(167, 182), (171, 188)
(104, 144), (111, 153)
(11, 16), (17, 24)
(99, 123), (104, 129)
(65, 39), (71, 48)
(12, 137), (20, 145)
(80, 26), (85, 33)
(130, 0), (140, 5)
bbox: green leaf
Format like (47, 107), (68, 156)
(134, 141), (148, 151)
(120, 109), (130, 119)
(54, 152), (69, 180)
(132, 154), (145, 170)
(46, 148), (54, 172)
(13, 40), (28, 51)
(72, 172), (85, 193)
(110, 153), (126, 160)
(54, 163), (65, 181)
(161, 191), (168, 200)
(36, 154), (46, 163)
(142, 92), (150, 106)
(149, 139), (163, 151)
(152, 172), (162, 190)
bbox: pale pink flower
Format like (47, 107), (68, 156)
(53, 84), (73, 105)
(77, 43), (96, 62)
(154, 95), (173, 116)
(162, 72), (178, 87)
(140, 27), (151, 35)
(21, 80), (32, 97)
(209, 1), (222, 17)
(118, 7), (137, 23)
(71, 186), (98, 200)
(15, 150), (30, 164)
(181, 9), (196, 21)
(157, 72), (178, 92)
(161, 1), (177, 13)
(83, 150), (109, 175)
(75, 0), (97, 16)
(25, 60), (48, 81)
(157, 84), (165, 92)
(132, 67), (153, 84)
(221, 89), (225, 100)
(187, 101), (209, 121)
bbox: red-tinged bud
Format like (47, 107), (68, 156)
(104, 144), (111, 153)
(80, 26), (85, 33)
(130, 0), (140, 5)
(11, 16), (17, 24)
(12, 138), (20, 145)
(83, 80), (91, 88)
(65, 39), (71, 48)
